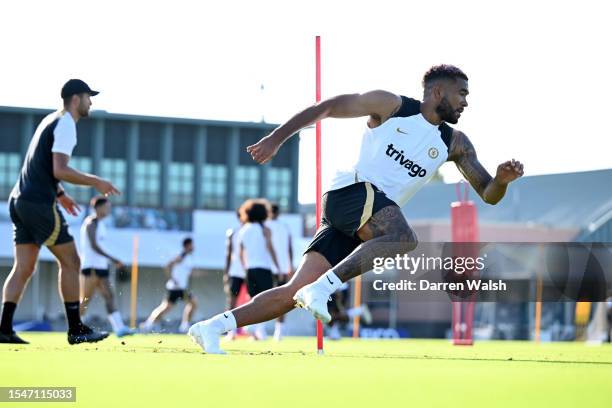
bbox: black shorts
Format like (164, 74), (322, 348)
(81, 268), (110, 278)
(227, 276), (245, 297)
(246, 268), (273, 297)
(305, 182), (398, 267)
(273, 274), (289, 287)
(9, 196), (73, 247)
(167, 289), (192, 304)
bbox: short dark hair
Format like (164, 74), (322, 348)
(182, 237), (193, 247)
(270, 203), (280, 216)
(62, 93), (82, 108)
(422, 64), (468, 87)
(239, 199), (270, 223)
(91, 196), (108, 209)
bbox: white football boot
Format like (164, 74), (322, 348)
(293, 283), (332, 324)
(188, 321), (226, 355)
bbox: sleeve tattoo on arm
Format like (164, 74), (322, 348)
(449, 131), (493, 199)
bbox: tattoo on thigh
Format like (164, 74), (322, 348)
(365, 206), (412, 240)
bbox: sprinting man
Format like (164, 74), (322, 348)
(189, 64), (524, 354)
(141, 238), (197, 333)
(0, 79), (120, 344)
(79, 196), (134, 337)
(266, 202), (293, 340)
(223, 210), (246, 340)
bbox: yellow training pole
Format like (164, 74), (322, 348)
(535, 275), (542, 343)
(352, 275), (362, 338)
(130, 235), (139, 329)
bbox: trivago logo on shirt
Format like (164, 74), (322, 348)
(385, 143), (427, 177)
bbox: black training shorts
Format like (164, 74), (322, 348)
(9, 196), (73, 247)
(227, 276), (244, 297)
(246, 268), (273, 297)
(167, 289), (192, 303)
(81, 268), (110, 278)
(305, 182), (398, 267)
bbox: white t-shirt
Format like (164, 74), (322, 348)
(80, 217), (109, 270)
(227, 228), (246, 278)
(266, 219), (291, 275)
(328, 101), (450, 207)
(51, 111), (77, 156)
(166, 253), (194, 290)
(238, 223), (273, 270)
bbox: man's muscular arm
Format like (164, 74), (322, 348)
(247, 90), (402, 164)
(449, 131), (524, 205)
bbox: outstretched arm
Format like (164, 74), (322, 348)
(247, 90), (402, 164)
(449, 131), (524, 205)
(53, 153), (121, 196)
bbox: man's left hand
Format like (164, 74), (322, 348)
(495, 159), (524, 185)
(58, 193), (81, 216)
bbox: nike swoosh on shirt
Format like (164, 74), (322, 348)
(396, 127), (409, 135)
(326, 276), (333, 285)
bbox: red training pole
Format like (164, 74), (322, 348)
(315, 35), (324, 355)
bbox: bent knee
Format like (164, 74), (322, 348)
(392, 228), (418, 252)
(13, 264), (36, 279)
(60, 256), (81, 273)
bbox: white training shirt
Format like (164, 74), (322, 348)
(227, 228), (246, 278)
(238, 223), (273, 270)
(166, 253), (194, 290)
(266, 219), (291, 275)
(51, 111), (77, 156)
(328, 96), (452, 207)
(80, 217), (109, 270)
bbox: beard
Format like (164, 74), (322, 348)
(435, 96), (459, 124)
(77, 102), (90, 118)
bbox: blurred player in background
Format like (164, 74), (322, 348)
(79, 196), (134, 337)
(1, 79), (119, 344)
(238, 199), (280, 340)
(141, 238), (197, 333)
(223, 210), (245, 340)
(266, 203), (293, 341)
(327, 282), (372, 340)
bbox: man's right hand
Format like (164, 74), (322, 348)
(247, 133), (282, 164)
(94, 178), (121, 196)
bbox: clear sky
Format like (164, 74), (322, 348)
(1, 0), (610, 204)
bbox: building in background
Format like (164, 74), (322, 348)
(0, 106), (308, 332)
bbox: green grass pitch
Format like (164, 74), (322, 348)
(2, 332), (611, 407)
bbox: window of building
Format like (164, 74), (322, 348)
(102, 120), (129, 204)
(200, 127), (229, 209)
(201, 164), (226, 209)
(267, 167), (292, 211)
(235, 166), (259, 206)
(169, 163), (194, 208)
(135, 123), (162, 207)
(267, 136), (295, 211)
(0, 113), (22, 199)
(169, 125), (195, 208)
(234, 128), (262, 205)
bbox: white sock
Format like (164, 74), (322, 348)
(108, 311), (126, 332)
(313, 270), (343, 297)
(208, 311), (237, 334)
(256, 323), (267, 338)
